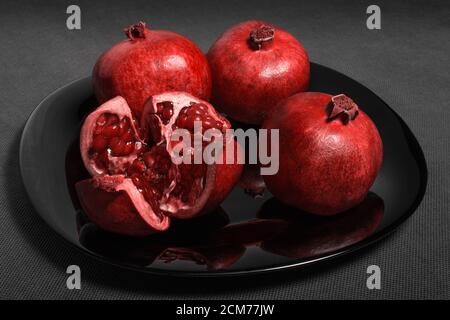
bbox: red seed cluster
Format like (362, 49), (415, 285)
(156, 101), (174, 124)
(91, 113), (139, 170)
(126, 146), (173, 217)
(175, 103), (223, 132)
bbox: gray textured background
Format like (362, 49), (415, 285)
(0, 0), (449, 299)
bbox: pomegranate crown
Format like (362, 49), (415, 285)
(328, 94), (359, 124)
(124, 21), (147, 40)
(249, 25), (275, 50)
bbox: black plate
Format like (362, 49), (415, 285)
(20, 63), (427, 277)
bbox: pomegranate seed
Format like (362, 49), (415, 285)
(137, 164), (147, 173)
(129, 159), (146, 174)
(94, 125), (104, 135)
(157, 101), (171, 113)
(215, 121), (223, 130)
(190, 108), (204, 116)
(106, 114), (119, 125)
(142, 152), (155, 167)
(92, 135), (108, 152)
(96, 114), (107, 126)
(175, 115), (187, 129)
(109, 137), (124, 155)
(194, 103), (208, 111)
(156, 101), (174, 125)
(120, 130), (133, 142)
(119, 118), (130, 134)
(122, 141), (135, 155)
(102, 124), (120, 137)
(94, 150), (109, 168)
(178, 106), (188, 116)
(161, 106), (174, 123)
(203, 118), (214, 130)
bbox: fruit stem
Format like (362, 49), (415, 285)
(249, 25), (275, 50)
(124, 21), (146, 40)
(328, 94), (359, 124)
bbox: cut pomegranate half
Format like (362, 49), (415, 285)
(141, 91), (243, 219)
(77, 93), (242, 236)
(141, 91), (231, 149)
(80, 96), (144, 176)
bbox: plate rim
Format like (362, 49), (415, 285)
(19, 64), (428, 278)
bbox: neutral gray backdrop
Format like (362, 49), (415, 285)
(0, 0), (449, 299)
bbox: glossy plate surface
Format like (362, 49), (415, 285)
(20, 63), (427, 277)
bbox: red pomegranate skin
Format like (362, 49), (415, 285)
(93, 22), (211, 118)
(76, 175), (170, 236)
(207, 20), (309, 124)
(200, 141), (244, 215)
(262, 92), (383, 215)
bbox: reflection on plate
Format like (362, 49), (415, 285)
(77, 192), (384, 270)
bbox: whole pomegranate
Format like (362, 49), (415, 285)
(93, 21), (211, 118)
(207, 20), (310, 125)
(76, 92), (242, 236)
(262, 92), (383, 215)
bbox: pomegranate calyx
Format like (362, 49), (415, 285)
(328, 94), (359, 124)
(249, 25), (275, 50)
(124, 21), (147, 40)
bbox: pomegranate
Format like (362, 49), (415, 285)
(207, 20), (310, 124)
(76, 92), (242, 236)
(93, 21), (211, 118)
(262, 92), (383, 215)
(259, 193), (384, 258)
